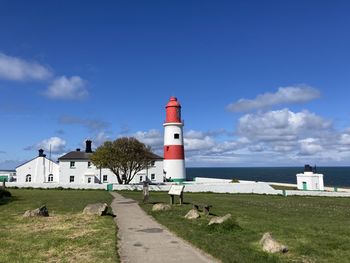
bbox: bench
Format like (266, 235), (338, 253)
(192, 203), (212, 216)
(168, 185), (185, 205)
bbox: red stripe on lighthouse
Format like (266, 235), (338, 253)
(164, 145), (184, 159)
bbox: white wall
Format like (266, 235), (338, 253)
(58, 159), (164, 185)
(59, 160), (116, 184)
(296, 173), (324, 191)
(16, 157), (59, 184)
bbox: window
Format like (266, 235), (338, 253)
(151, 173), (155, 180)
(26, 174), (31, 182)
(70, 176), (74, 183)
(70, 161), (75, 168)
(139, 176), (143, 182)
(48, 174), (53, 182)
(88, 177), (91, 183)
(87, 161), (92, 168)
(103, 175), (108, 183)
(174, 133), (180, 139)
(151, 161), (155, 166)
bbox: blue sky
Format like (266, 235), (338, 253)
(1, 0), (350, 168)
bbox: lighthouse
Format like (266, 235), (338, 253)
(163, 96), (186, 182)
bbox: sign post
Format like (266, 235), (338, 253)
(168, 185), (185, 205)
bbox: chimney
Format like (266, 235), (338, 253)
(85, 140), (92, 153)
(38, 149), (45, 157)
(76, 148), (81, 152)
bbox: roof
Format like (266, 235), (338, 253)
(147, 152), (163, 160)
(16, 156), (58, 169)
(58, 150), (163, 161)
(58, 151), (93, 161)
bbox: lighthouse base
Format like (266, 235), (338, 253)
(169, 178), (185, 183)
(163, 160), (186, 182)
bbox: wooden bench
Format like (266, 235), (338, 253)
(168, 185), (185, 205)
(192, 203), (212, 216)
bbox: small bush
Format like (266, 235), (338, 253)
(231, 178), (240, 183)
(0, 189), (12, 199)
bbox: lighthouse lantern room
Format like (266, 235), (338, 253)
(163, 97), (186, 182)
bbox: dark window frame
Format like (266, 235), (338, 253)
(103, 175), (108, 183)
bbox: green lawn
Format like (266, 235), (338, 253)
(120, 191), (350, 263)
(0, 189), (118, 263)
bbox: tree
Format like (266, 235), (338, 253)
(91, 137), (154, 184)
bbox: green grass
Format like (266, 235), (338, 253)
(120, 191), (350, 263)
(0, 189), (118, 263)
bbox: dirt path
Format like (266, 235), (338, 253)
(110, 192), (218, 263)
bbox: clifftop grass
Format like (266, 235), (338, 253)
(120, 191), (350, 263)
(0, 189), (118, 263)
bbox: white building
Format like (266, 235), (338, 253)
(15, 140), (164, 187)
(16, 149), (59, 184)
(296, 165), (324, 191)
(0, 170), (16, 182)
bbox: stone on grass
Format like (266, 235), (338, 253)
(208, 213), (231, 225)
(184, 209), (200, 220)
(259, 232), (288, 253)
(23, 205), (49, 217)
(152, 203), (171, 212)
(83, 203), (108, 216)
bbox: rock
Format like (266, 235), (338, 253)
(152, 203), (171, 212)
(208, 213), (231, 225)
(23, 205), (49, 217)
(83, 203), (108, 216)
(259, 232), (288, 253)
(184, 209), (200, 219)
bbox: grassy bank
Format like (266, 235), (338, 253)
(0, 189), (118, 263)
(120, 191), (350, 263)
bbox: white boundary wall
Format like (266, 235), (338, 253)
(5, 178), (350, 197)
(6, 182), (106, 189)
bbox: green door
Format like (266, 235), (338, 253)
(302, 182), (307, 190)
(107, 184), (113, 191)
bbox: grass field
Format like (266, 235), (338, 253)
(120, 191), (350, 263)
(0, 189), (118, 263)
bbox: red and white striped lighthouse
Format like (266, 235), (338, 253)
(163, 96), (186, 182)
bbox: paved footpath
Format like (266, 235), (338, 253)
(110, 192), (218, 263)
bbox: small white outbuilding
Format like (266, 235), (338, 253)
(296, 165), (324, 191)
(16, 149), (59, 184)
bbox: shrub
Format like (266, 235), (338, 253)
(0, 189), (12, 199)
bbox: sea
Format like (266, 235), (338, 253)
(186, 167), (350, 188)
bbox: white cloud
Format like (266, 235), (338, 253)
(227, 85), (320, 112)
(25, 136), (66, 154)
(134, 129), (163, 151)
(339, 133), (350, 145)
(237, 109), (331, 142)
(128, 122), (350, 166)
(298, 138), (323, 155)
(0, 53), (52, 81)
(184, 136), (215, 151)
(44, 76), (88, 100)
